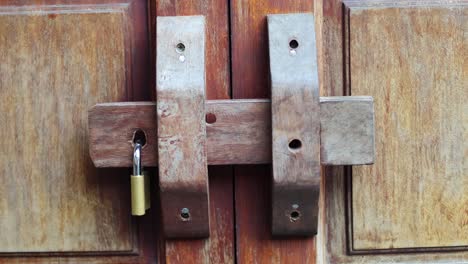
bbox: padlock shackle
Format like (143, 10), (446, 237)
(133, 142), (142, 176)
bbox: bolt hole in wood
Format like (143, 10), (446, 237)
(175, 42), (185, 53)
(132, 129), (147, 147)
(176, 42), (186, 62)
(289, 210), (301, 222)
(288, 139), (302, 150)
(289, 39), (299, 49)
(205, 113), (217, 124)
(180, 208), (191, 221)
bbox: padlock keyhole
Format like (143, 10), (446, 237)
(132, 129), (147, 147)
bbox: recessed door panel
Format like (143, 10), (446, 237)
(345, 1), (467, 252)
(0, 0), (150, 255)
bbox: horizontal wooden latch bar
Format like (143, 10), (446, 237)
(89, 97), (374, 168)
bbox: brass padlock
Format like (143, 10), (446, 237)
(131, 141), (150, 216)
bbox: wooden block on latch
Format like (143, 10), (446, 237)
(268, 13), (320, 236)
(156, 15), (209, 238)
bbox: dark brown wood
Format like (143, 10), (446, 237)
(88, 98), (374, 168)
(234, 166), (317, 263)
(154, 0), (234, 262)
(162, 166), (234, 264)
(156, 16), (209, 238)
(88, 100), (268, 167)
(230, 0), (317, 262)
(0, 0), (157, 262)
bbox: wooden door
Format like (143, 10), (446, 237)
(0, 0), (159, 263)
(0, 0), (235, 263)
(1, 0), (466, 263)
(317, 0), (467, 263)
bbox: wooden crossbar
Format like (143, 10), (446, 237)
(88, 97), (374, 168)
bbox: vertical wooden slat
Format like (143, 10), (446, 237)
(231, 0), (316, 262)
(314, 1), (346, 263)
(155, 0), (230, 99)
(268, 13), (321, 236)
(156, 16), (209, 238)
(154, 0), (233, 263)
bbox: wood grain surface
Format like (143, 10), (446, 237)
(88, 98), (374, 167)
(0, 0), (157, 263)
(155, 0), (230, 100)
(230, 0), (317, 262)
(156, 16), (209, 238)
(268, 13), (321, 236)
(154, 0), (234, 263)
(317, 0), (468, 263)
(346, 1), (468, 251)
(1, 0), (464, 263)
(320, 97), (375, 165)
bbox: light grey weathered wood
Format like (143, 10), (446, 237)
(320, 96), (374, 165)
(268, 13), (321, 236)
(156, 16), (209, 238)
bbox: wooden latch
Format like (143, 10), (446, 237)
(156, 16), (209, 238)
(88, 13), (375, 238)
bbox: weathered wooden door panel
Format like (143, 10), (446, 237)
(0, 0), (156, 262)
(2, 0), (466, 263)
(346, 2), (467, 251)
(319, 0), (467, 262)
